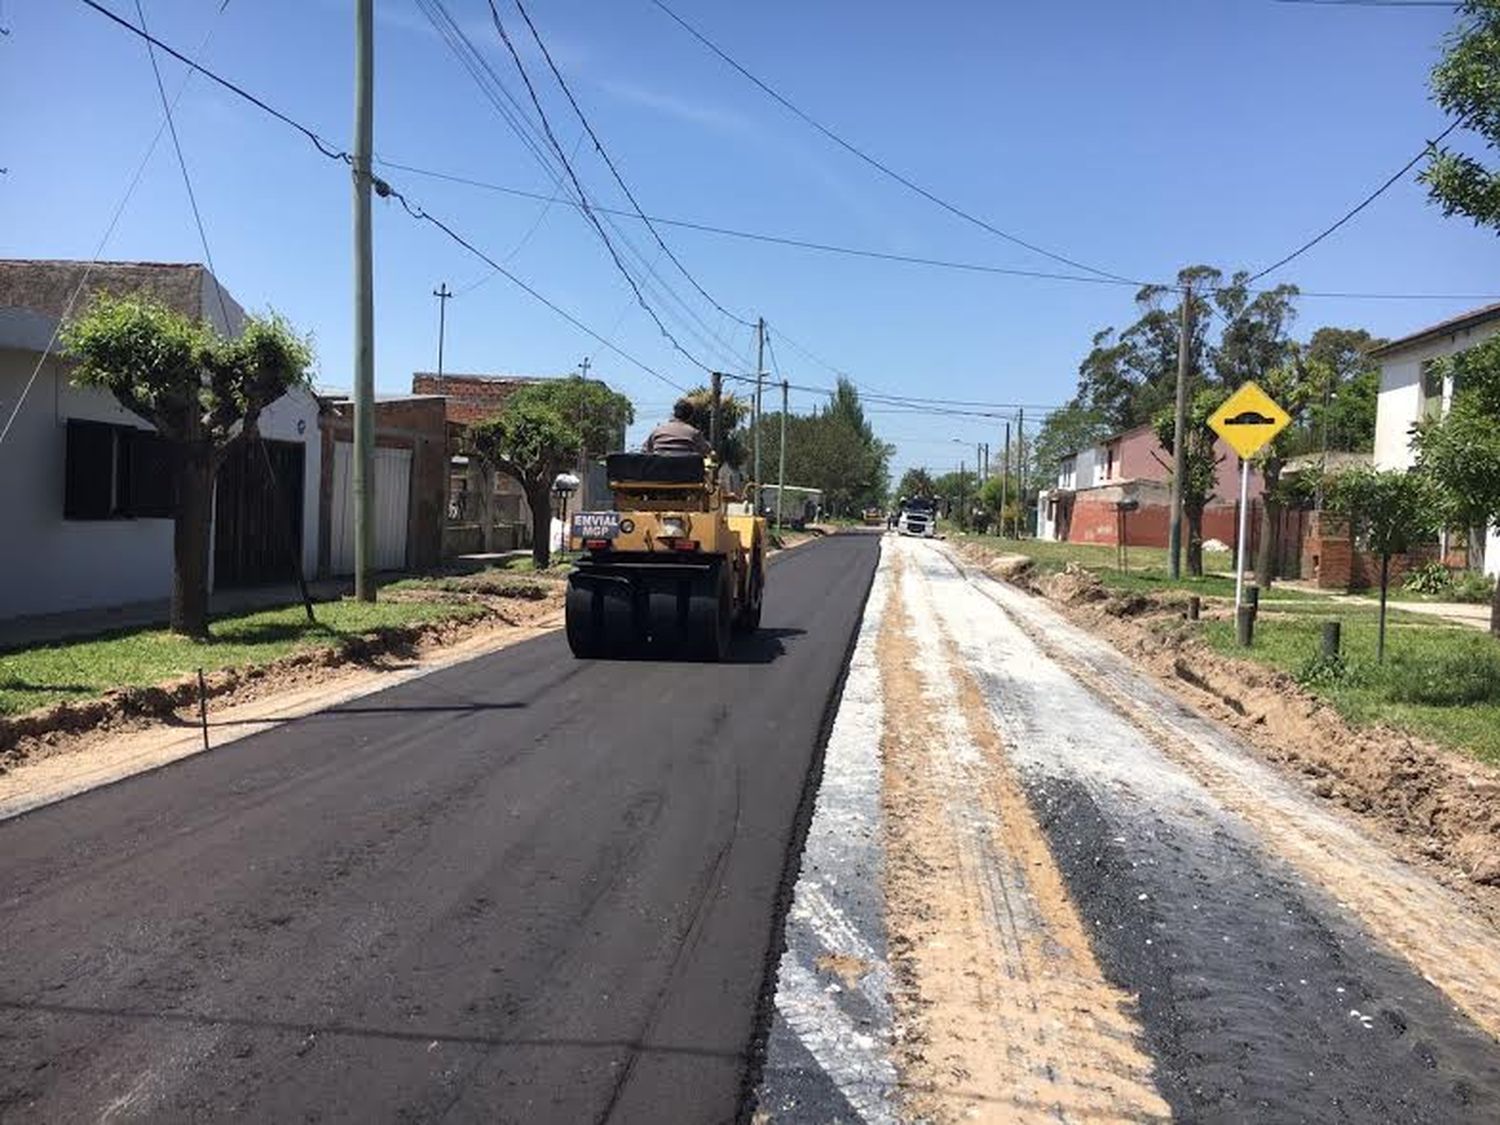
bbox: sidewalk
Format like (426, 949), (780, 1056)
(1279, 580), (1492, 631)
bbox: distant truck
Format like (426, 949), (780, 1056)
(862, 507), (885, 527)
(897, 496), (937, 538)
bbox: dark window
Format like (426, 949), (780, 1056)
(63, 419), (116, 520)
(64, 419), (177, 520)
(119, 429), (177, 518)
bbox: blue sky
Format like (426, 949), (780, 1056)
(3, 0), (1495, 474)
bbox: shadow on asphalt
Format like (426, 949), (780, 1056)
(162, 701), (528, 730)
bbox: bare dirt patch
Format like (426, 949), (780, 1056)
(0, 589), (562, 793)
(879, 553), (1167, 1123)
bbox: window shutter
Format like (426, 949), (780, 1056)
(121, 429), (177, 518)
(63, 419), (116, 520)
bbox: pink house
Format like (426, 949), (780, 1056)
(1043, 423), (1263, 548)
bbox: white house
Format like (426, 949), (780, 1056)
(0, 260), (322, 630)
(1370, 301), (1500, 577)
(1037, 445), (1099, 541)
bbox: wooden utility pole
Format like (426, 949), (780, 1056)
(352, 0), (376, 602)
(777, 379), (788, 532)
(753, 317), (765, 511)
(1017, 408), (1025, 538)
(433, 282), (451, 381)
(709, 371), (723, 457)
(1168, 281), (1193, 579)
(1001, 421), (1011, 538)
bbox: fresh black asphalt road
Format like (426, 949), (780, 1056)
(0, 533), (879, 1124)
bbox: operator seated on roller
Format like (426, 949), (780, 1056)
(643, 398), (711, 456)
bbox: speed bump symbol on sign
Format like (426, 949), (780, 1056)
(1209, 381), (1292, 459)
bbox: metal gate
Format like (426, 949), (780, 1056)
(213, 438), (305, 588)
(331, 442), (412, 573)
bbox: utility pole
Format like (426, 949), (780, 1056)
(433, 282), (451, 382)
(1002, 421), (1011, 538)
(753, 317), (765, 512)
(1017, 408), (1026, 538)
(777, 379), (788, 533)
(352, 0), (375, 602)
(709, 371), (723, 456)
(1168, 281), (1193, 579)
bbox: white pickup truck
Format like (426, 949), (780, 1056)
(897, 498), (937, 538)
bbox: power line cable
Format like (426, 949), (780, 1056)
(1247, 117), (1465, 283)
(375, 160), (1499, 303)
(510, 0), (754, 329)
(78, 0), (693, 396)
(133, 0), (231, 329)
(80, 0), (344, 163)
(2, 0), (233, 448)
(484, 0), (715, 372)
(646, 0), (1141, 285)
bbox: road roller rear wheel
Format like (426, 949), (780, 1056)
(565, 578), (605, 658)
(688, 563), (732, 662)
(646, 579), (691, 654)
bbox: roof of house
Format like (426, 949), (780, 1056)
(0, 259), (216, 321)
(1367, 301), (1500, 359)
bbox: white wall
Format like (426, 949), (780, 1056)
(0, 349), (176, 624)
(0, 348), (322, 629)
(1374, 321), (1500, 470)
(1076, 446), (1100, 490)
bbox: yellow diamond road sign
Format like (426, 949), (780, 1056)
(1208, 381), (1292, 459)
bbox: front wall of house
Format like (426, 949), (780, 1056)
(0, 351), (322, 628)
(1375, 323), (1500, 470)
(1373, 351), (1426, 471)
(0, 351), (176, 625)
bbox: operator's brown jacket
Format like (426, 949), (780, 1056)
(644, 418), (711, 455)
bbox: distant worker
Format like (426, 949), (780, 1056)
(644, 398), (711, 456)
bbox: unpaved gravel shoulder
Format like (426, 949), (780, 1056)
(955, 541), (1500, 913)
(879, 549), (1167, 1123)
(0, 595), (561, 821)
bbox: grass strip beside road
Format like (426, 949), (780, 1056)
(0, 599), (481, 718)
(1202, 607), (1500, 766)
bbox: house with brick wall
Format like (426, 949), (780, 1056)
(1038, 422), (1263, 550)
(412, 372), (624, 555)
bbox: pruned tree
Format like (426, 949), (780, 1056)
(467, 376), (634, 569)
(1328, 468), (1443, 661)
(1414, 333), (1500, 637)
(63, 294), (312, 639)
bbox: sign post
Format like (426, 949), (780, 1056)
(1207, 381), (1292, 616)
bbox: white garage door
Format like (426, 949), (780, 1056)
(331, 442), (411, 574)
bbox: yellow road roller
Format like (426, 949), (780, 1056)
(564, 452), (767, 660)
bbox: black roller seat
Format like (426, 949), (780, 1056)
(607, 452), (706, 484)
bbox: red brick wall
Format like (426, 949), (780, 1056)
(1070, 496), (1241, 549)
(412, 374), (539, 425)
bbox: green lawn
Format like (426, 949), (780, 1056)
(0, 599), (480, 718)
(969, 533), (1500, 765)
(1198, 606), (1500, 765)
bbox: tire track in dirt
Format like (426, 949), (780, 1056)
(879, 550), (1168, 1123)
(958, 557), (1500, 1048)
